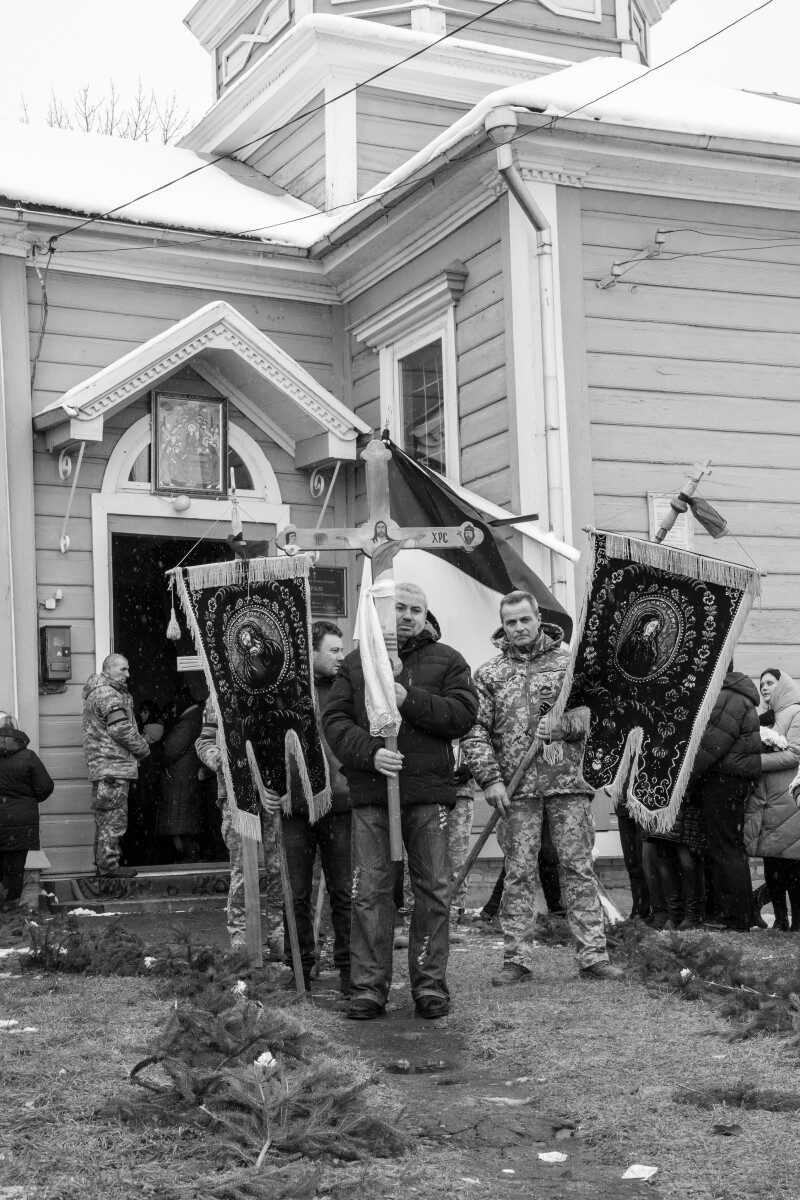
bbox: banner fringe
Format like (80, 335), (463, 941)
(285, 728), (331, 824)
(232, 807), (262, 842)
(599, 530), (762, 598)
(181, 553), (312, 591)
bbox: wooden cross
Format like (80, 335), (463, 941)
(286, 438), (484, 860)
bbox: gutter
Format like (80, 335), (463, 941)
(485, 106), (568, 599)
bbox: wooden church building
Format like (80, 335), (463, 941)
(1, 0), (799, 874)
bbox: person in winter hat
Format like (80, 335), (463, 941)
(745, 669), (800, 929)
(0, 712), (54, 908)
(324, 582), (478, 1022)
(82, 654), (149, 878)
(462, 590), (622, 986)
(687, 662), (761, 931)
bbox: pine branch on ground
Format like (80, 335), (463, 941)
(129, 991), (407, 1165)
(610, 921), (800, 1041)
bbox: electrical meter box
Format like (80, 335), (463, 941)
(40, 625), (72, 682)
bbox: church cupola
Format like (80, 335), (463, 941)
(184, 0), (676, 99)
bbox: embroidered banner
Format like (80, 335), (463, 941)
(170, 555), (329, 840)
(551, 531), (760, 832)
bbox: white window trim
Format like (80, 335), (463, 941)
(351, 262), (466, 483)
(379, 314), (459, 483)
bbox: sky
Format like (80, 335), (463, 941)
(0, 0), (797, 132)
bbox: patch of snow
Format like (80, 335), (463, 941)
(0, 120), (330, 248)
(0, 948), (30, 959)
(539, 1152), (568, 1164)
(69, 908), (125, 917)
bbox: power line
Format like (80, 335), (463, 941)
(45, 0), (778, 256)
(50, 0), (518, 245)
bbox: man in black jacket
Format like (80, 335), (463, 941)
(688, 665), (761, 931)
(324, 582), (478, 1021)
(281, 621), (353, 997)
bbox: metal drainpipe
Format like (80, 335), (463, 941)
(485, 108), (566, 600)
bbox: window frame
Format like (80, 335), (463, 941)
(379, 310), (460, 483)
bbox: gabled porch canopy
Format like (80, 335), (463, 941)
(33, 301), (370, 466)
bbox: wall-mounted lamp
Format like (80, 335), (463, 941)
(38, 589), (63, 611)
(171, 494), (192, 512)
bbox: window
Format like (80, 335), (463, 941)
(398, 340), (446, 474)
(350, 263), (467, 482)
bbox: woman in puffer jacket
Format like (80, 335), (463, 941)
(0, 712), (54, 909)
(744, 669), (800, 930)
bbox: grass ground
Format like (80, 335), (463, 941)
(2, 909), (800, 1199)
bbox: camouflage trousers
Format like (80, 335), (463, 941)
(496, 792), (608, 970)
(91, 777), (130, 874)
(447, 795), (474, 912)
(220, 798), (283, 948)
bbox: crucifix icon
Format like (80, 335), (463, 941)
(284, 437), (484, 859)
(285, 437), (483, 659)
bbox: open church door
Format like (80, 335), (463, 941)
(110, 532), (233, 868)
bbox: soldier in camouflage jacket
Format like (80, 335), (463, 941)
(463, 591), (622, 986)
(82, 654), (148, 878)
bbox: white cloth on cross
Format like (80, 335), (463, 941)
(354, 578), (402, 738)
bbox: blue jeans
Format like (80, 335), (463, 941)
(281, 810), (352, 973)
(350, 803), (450, 1007)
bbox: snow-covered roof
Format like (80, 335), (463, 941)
(2, 56), (800, 255)
(363, 55), (800, 205)
(0, 119), (330, 246)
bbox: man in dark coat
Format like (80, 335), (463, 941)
(0, 713), (54, 908)
(688, 665), (761, 931)
(324, 582), (478, 1021)
(279, 621), (353, 996)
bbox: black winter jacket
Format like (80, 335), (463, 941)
(0, 728), (55, 851)
(323, 618), (478, 809)
(688, 672), (762, 787)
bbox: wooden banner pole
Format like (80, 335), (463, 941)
(450, 733), (542, 900)
(240, 835), (263, 969)
(246, 742), (306, 997)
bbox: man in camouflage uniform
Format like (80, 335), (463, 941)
(196, 699), (283, 957)
(462, 591), (622, 986)
(82, 655), (149, 878)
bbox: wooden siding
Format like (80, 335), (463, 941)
(444, 0), (620, 62)
(30, 272), (337, 872)
(247, 94), (326, 209)
(347, 199), (510, 515)
(581, 189), (800, 678)
(356, 89), (469, 198)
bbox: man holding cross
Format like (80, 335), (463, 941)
(324, 582), (478, 1021)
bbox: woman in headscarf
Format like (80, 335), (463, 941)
(744, 669), (800, 930)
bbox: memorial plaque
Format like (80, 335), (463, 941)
(310, 566), (347, 616)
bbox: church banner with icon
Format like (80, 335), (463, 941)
(547, 531), (760, 833)
(170, 554), (329, 839)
